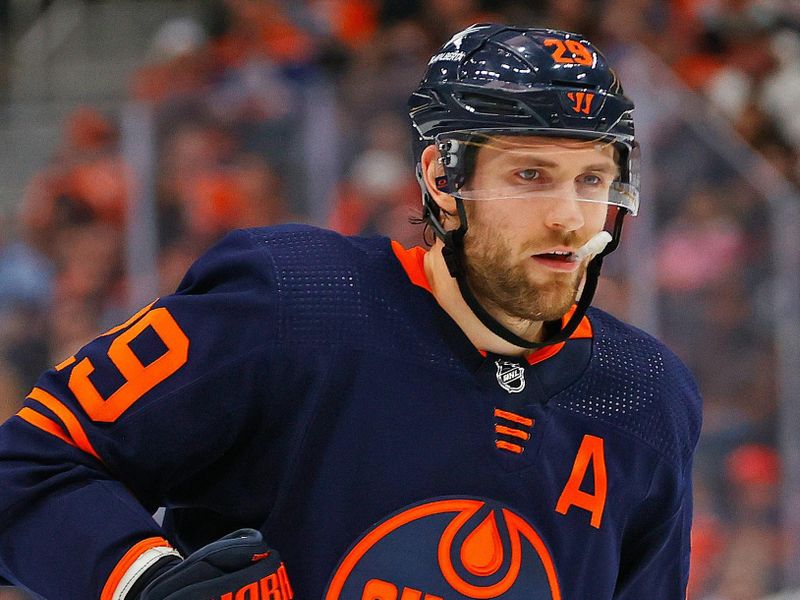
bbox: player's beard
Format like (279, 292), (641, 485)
(462, 225), (584, 324)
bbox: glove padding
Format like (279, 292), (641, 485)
(139, 529), (293, 600)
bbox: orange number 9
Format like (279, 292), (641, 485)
(69, 307), (189, 422)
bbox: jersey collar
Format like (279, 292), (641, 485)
(391, 240), (592, 366)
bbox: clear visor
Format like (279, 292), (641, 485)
(436, 130), (640, 216)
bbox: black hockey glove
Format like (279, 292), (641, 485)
(135, 529), (293, 600)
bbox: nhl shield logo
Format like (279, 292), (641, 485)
(495, 359), (526, 393)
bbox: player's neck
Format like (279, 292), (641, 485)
(423, 242), (544, 358)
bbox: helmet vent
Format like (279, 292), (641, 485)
(551, 80), (598, 91)
(455, 92), (528, 116)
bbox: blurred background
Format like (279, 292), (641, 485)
(0, 0), (798, 598)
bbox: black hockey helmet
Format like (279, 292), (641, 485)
(407, 24), (639, 349)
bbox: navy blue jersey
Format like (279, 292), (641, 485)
(0, 225), (701, 599)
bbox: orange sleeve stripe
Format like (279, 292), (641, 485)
(26, 387), (102, 462)
(101, 537), (173, 600)
(493, 408), (534, 427)
(495, 425), (530, 440)
(16, 408), (77, 449)
(495, 440), (524, 454)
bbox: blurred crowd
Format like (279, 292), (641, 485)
(1, 0), (798, 598)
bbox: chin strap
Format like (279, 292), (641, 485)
(436, 197), (625, 350)
(418, 163), (626, 350)
(453, 251), (603, 350)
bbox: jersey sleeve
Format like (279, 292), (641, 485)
(614, 457), (694, 598)
(615, 351), (702, 599)
(0, 229), (279, 599)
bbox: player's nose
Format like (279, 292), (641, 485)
(543, 193), (586, 232)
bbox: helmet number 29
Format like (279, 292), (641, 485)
(543, 38), (594, 66)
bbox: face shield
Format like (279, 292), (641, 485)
(435, 129), (640, 216)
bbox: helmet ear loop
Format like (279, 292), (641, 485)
(441, 197), (469, 279)
(416, 162), (448, 241)
(415, 154), (467, 263)
(434, 136), (469, 278)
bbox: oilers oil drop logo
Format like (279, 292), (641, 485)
(325, 498), (561, 599)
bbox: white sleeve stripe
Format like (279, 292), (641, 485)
(113, 546), (183, 600)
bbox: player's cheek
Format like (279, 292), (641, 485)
(582, 201), (609, 233)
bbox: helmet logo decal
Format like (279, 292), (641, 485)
(542, 38), (594, 66)
(445, 24), (493, 50)
(429, 50), (466, 65)
(495, 359), (526, 393)
(566, 91), (595, 115)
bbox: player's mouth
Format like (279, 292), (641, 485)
(531, 249), (581, 272)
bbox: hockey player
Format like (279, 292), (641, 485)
(0, 24), (701, 599)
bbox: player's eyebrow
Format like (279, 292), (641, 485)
(502, 154), (620, 175)
(584, 162), (621, 176)
(504, 155), (561, 167)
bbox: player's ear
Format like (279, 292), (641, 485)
(420, 144), (458, 219)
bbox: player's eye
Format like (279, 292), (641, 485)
(579, 174), (604, 186)
(516, 168), (542, 182)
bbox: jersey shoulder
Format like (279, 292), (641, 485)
(241, 225), (473, 373)
(554, 307), (703, 469)
(240, 223), (391, 271)
(177, 223), (390, 302)
(239, 222), (400, 303)
(240, 223), (424, 331)
(177, 223), (364, 287)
